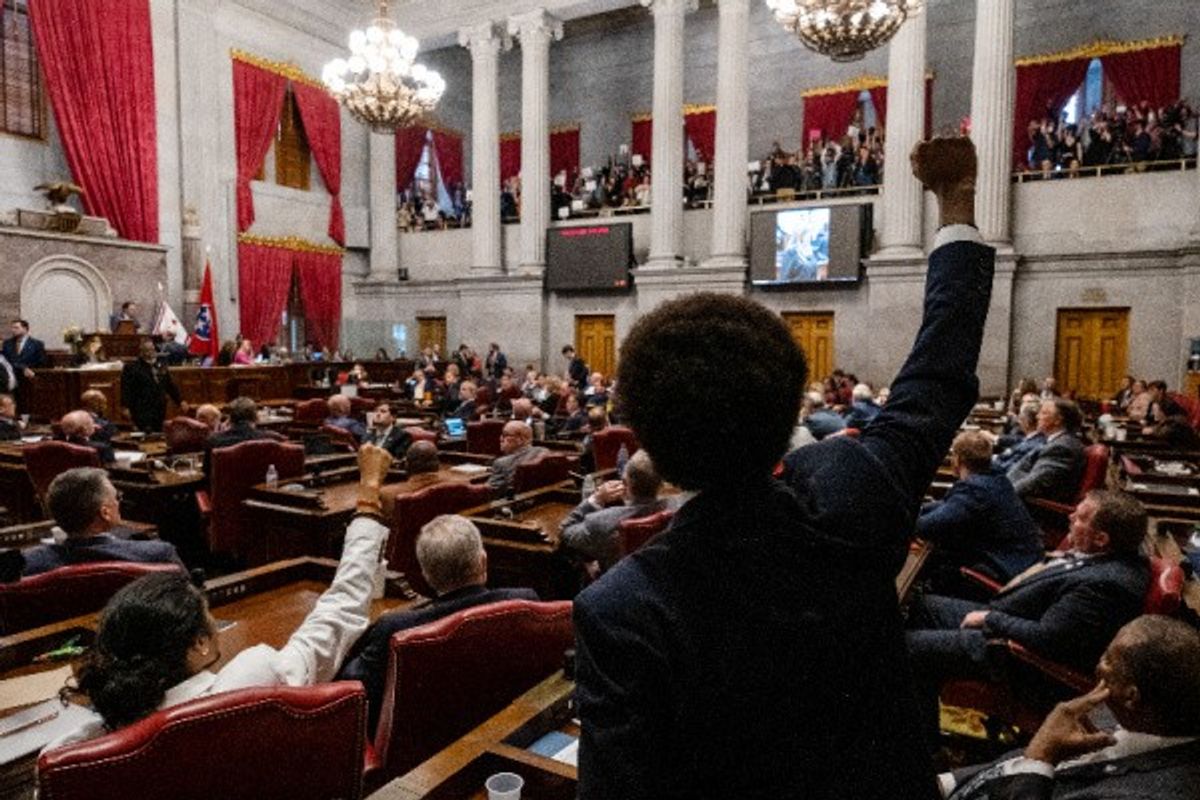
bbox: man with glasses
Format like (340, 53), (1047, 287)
(487, 421), (548, 498)
(19, 467), (185, 576)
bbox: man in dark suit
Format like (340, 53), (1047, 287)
(363, 402), (412, 460)
(337, 514), (536, 730)
(80, 389), (120, 444)
(487, 421), (548, 498)
(324, 394), (367, 442)
(203, 397), (277, 475)
(942, 615), (1200, 800)
(120, 340), (183, 433)
(21, 467), (185, 576)
(844, 382), (883, 429)
(109, 301), (141, 333)
(58, 410), (116, 464)
(485, 342), (507, 381)
(574, 138), (993, 800)
(993, 399), (1043, 473)
(907, 490), (1150, 745)
(562, 345), (588, 388)
(1006, 398), (1085, 504)
(446, 380), (478, 421)
(3, 319), (46, 413)
(918, 430), (1043, 592)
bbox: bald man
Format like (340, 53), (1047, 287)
(58, 409), (115, 464)
(325, 394), (367, 442)
(487, 421), (548, 498)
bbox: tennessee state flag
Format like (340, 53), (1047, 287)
(188, 261), (220, 361)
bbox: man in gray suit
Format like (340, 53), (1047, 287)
(560, 450), (671, 572)
(487, 421), (548, 498)
(1006, 398), (1085, 503)
(942, 615), (1200, 799)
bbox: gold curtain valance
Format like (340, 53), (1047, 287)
(230, 48), (325, 90)
(237, 234), (343, 255)
(683, 103), (716, 116)
(1015, 35), (1185, 68)
(801, 74), (888, 98)
(550, 122), (582, 134)
(631, 111), (652, 123)
(500, 130), (521, 141)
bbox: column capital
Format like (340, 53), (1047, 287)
(639, 0), (699, 16)
(507, 8), (563, 44)
(458, 22), (511, 57)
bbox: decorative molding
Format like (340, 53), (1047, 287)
(236, 233), (344, 255)
(20, 254), (114, 332)
(230, 48), (325, 89)
(638, 0), (700, 16)
(458, 22), (512, 55)
(507, 9), (564, 43)
(1014, 35), (1186, 67)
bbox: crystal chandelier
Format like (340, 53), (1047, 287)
(765, 0), (924, 62)
(322, 0), (446, 133)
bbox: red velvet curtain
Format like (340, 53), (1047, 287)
(294, 250), (342, 351)
(549, 127), (580, 182)
(1013, 58), (1090, 166)
(395, 125), (428, 192)
(631, 117), (652, 165)
(802, 91), (859, 142)
(292, 82), (345, 245)
(684, 110), (716, 164)
(1101, 44), (1181, 110)
(237, 242), (294, 349)
(28, 0), (159, 243)
(500, 136), (522, 182)
(431, 128), (464, 189)
(232, 60), (287, 232)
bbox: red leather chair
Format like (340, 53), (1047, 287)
(321, 423), (360, 452)
(369, 600), (573, 786)
(349, 396), (377, 416)
(466, 418), (505, 456)
(293, 398), (329, 423)
(512, 452), (572, 494)
(0, 562), (184, 635)
(474, 385), (493, 416)
(164, 416), (212, 454)
(404, 426), (437, 445)
(39, 683), (368, 800)
(203, 440), (305, 560)
(617, 508), (675, 557)
(940, 557), (1185, 742)
(592, 426), (639, 472)
(387, 482), (491, 598)
(23, 441), (102, 504)
(1167, 391), (1200, 430)
(1028, 443), (1110, 547)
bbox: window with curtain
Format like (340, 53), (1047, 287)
(274, 88), (311, 190)
(1, 0), (44, 139)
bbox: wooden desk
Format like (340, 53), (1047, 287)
(462, 485), (579, 598)
(371, 672), (577, 800)
(0, 558), (417, 799)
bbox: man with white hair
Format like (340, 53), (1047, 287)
(844, 382), (882, 430)
(58, 409), (115, 464)
(336, 514), (538, 729)
(325, 394), (367, 442)
(802, 391), (847, 441)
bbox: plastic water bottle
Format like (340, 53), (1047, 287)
(265, 464), (278, 488)
(581, 473), (596, 499)
(616, 444), (630, 478)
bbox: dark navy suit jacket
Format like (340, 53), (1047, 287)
(338, 585), (537, 730)
(917, 471), (1043, 582)
(2, 335), (46, 375)
(21, 532), (185, 577)
(573, 238), (996, 800)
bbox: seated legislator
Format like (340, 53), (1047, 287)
(325, 394), (367, 442)
(364, 402), (412, 460)
(992, 399), (1044, 473)
(0, 392), (20, 440)
(446, 380), (478, 421)
(337, 514), (537, 729)
(21, 467), (184, 577)
(1005, 398), (1085, 504)
(917, 431), (1043, 590)
(194, 403), (222, 432)
(801, 391), (847, 441)
(48, 445), (395, 748)
(573, 138), (996, 800)
(80, 389), (120, 444)
(942, 616), (1200, 800)
(1144, 380), (1186, 425)
(906, 490), (1150, 745)
(487, 421), (548, 498)
(203, 397), (277, 476)
(843, 382), (882, 430)
(559, 450), (671, 572)
(58, 409), (116, 464)
(405, 440), (440, 474)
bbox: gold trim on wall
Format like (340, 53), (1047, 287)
(236, 234), (343, 255)
(1014, 35), (1185, 67)
(230, 48), (325, 90)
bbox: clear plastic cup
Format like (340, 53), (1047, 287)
(485, 772), (523, 800)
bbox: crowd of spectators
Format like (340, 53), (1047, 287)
(752, 125), (886, 196)
(1022, 98), (1198, 175)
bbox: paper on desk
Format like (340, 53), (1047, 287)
(0, 666), (73, 713)
(114, 451), (147, 464)
(0, 699), (95, 765)
(449, 463), (489, 475)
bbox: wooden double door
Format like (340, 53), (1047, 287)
(783, 312), (834, 381)
(1054, 308), (1129, 400)
(575, 315), (616, 380)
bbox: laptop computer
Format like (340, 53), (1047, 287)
(443, 418), (466, 438)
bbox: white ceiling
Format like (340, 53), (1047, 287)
(241, 0), (641, 52)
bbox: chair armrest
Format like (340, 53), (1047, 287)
(195, 490), (212, 517)
(1027, 497), (1075, 516)
(990, 639), (1094, 695)
(959, 567), (1003, 596)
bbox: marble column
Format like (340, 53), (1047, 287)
(369, 130), (398, 280)
(877, 10), (926, 256)
(703, 0), (750, 269)
(969, 0), (1015, 246)
(460, 23), (509, 276)
(640, 0), (696, 269)
(509, 9), (562, 275)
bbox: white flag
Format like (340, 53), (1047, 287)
(152, 301), (187, 345)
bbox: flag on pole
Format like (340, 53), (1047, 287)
(152, 300), (187, 345)
(188, 261), (220, 362)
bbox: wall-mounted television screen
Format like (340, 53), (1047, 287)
(749, 204), (871, 287)
(545, 223), (634, 292)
